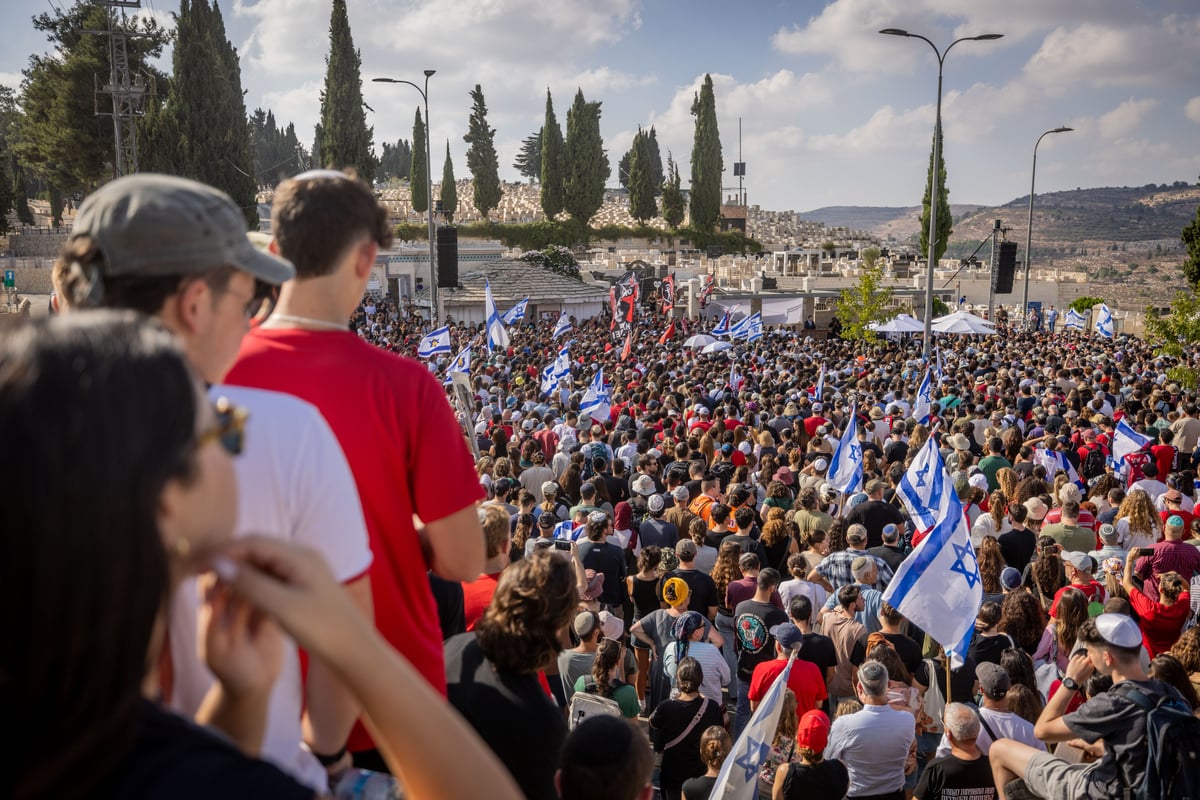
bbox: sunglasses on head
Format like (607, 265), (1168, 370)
(196, 397), (249, 456)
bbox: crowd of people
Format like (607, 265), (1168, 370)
(3, 167), (1199, 800)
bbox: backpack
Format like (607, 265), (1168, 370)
(1082, 445), (1107, 480)
(567, 680), (623, 730)
(581, 443), (607, 480)
(1113, 683), (1200, 800)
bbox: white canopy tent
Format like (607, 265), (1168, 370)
(931, 310), (997, 335)
(870, 313), (926, 333)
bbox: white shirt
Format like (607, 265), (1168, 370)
(826, 703), (916, 797)
(169, 386), (373, 791)
(1131, 479), (1169, 503)
(935, 706), (1044, 758)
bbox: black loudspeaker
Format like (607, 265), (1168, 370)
(436, 226), (458, 288)
(994, 241), (1017, 294)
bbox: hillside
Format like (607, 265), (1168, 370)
(804, 182), (1199, 306)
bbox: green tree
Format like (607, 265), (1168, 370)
(688, 74), (722, 231)
(539, 89), (565, 219)
(835, 264), (894, 342)
(918, 128), (952, 266)
(1069, 295), (1106, 313)
(1182, 177), (1200, 286)
(410, 108), (428, 214)
(0, 86), (20, 235)
(645, 126), (664, 196)
(860, 246), (881, 270)
(660, 151), (685, 229)
(463, 84), (501, 219)
(249, 108), (309, 188)
(1145, 290), (1200, 359)
(440, 140), (457, 223)
(627, 127), (656, 223)
(377, 138), (411, 182)
(513, 129), (541, 183)
(141, 0), (256, 225)
(16, 2), (168, 193)
(314, 0), (374, 182)
(562, 88), (608, 225)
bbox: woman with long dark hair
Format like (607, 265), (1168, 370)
(0, 313), (520, 800)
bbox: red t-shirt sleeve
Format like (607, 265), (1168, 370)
(406, 366), (485, 522)
(1128, 586), (1156, 619)
(748, 663), (771, 704)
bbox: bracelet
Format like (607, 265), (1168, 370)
(311, 745), (348, 767)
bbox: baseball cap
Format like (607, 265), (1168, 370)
(1063, 552), (1094, 572)
(795, 710), (831, 752)
(662, 576), (691, 608)
(769, 622), (804, 651)
(541, 481), (558, 497)
(72, 174), (294, 286)
(1094, 613), (1142, 648)
(976, 662), (1011, 699)
(1164, 489), (1183, 504)
(676, 539), (698, 560)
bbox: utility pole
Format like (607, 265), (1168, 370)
(89, 0), (154, 177)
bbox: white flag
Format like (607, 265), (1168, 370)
(416, 325), (451, 359)
(1033, 448), (1082, 486)
(913, 368), (933, 425)
(485, 278), (510, 351)
(1111, 418), (1151, 466)
(709, 655), (795, 800)
(580, 368), (611, 423)
(552, 311), (571, 339)
(1063, 308), (1087, 330)
(500, 297), (529, 326)
(827, 404), (863, 494)
(1094, 303), (1114, 339)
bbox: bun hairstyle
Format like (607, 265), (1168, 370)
(699, 725), (732, 768)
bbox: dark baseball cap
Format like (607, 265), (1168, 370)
(72, 174), (294, 285)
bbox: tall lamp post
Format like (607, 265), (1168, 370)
(1021, 126), (1073, 324)
(373, 70), (439, 322)
(879, 28), (1002, 358)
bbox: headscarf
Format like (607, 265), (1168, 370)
(662, 576), (690, 609)
(614, 501), (633, 532)
(670, 610), (705, 661)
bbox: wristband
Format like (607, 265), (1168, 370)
(311, 745), (348, 767)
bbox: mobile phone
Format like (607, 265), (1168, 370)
(554, 540), (571, 551)
(1134, 547), (1155, 558)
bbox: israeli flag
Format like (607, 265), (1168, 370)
(1112, 418), (1151, 466)
(540, 346), (572, 397)
(935, 345), (944, 384)
(1033, 448), (1082, 487)
(485, 279), (510, 352)
(814, 363), (825, 402)
(416, 325), (451, 359)
(500, 297), (529, 326)
(737, 311), (763, 342)
(913, 368), (933, 425)
(552, 311), (571, 339)
(709, 654), (795, 800)
(1095, 303), (1114, 339)
(712, 309), (731, 337)
(443, 345), (471, 385)
(580, 368), (611, 423)
(827, 404), (864, 495)
(1064, 308), (1087, 330)
(886, 436), (981, 665)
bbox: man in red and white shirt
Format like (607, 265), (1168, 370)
(226, 170), (485, 768)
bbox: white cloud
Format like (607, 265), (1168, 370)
(1097, 97), (1158, 139)
(1023, 17), (1200, 90)
(1186, 97), (1200, 125)
(808, 104), (933, 154)
(0, 71), (21, 91)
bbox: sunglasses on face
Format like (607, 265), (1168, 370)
(196, 397), (249, 456)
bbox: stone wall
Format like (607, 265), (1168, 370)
(6, 267), (55, 294)
(9, 232), (70, 258)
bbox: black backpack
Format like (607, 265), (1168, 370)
(1114, 683), (1200, 800)
(1082, 445), (1107, 480)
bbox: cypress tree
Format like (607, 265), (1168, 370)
(688, 74), (722, 231)
(563, 88), (608, 225)
(646, 126), (664, 196)
(539, 89), (565, 220)
(627, 127), (656, 223)
(463, 84), (501, 220)
(918, 128), (952, 266)
(411, 108), (428, 214)
(661, 151), (685, 229)
(512, 129), (541, 183)
(440, 140), (458, 223)
(315, 0), (374, 182)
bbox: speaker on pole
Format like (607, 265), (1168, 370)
(436, 226), (458, 288)
(994, 241), (1017, 294)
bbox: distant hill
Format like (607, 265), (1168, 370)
(799, 204), (982, 238)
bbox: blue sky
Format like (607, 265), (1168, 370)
(3, 0), (1198, 212)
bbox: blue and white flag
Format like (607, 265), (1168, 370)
(580, 368), (611, 423)
(416, 325), (451, 359)
(1063, 308), (1087, 331)
(485, 279), (510, 352)
(1095, 303), (1114, 339)
(1033, 448), (1083, 487)
(935, 345), (944, 384)
(500, 297), (529, 326)
(827, 404), (863, 495)
(913, 368), (934, 425)
(443, 345), (471, 386)
(734, 311), (763, 342)
(709, 654), (795, 800)
(540, 346), (572, 397)
(1112, 417), (1151, 466)
(712, 309), (731, 337)
(813, 364), (825, 402)
(887, 436), (981, 665)
(552, 311), (571, 339)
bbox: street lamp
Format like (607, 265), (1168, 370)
(879, 28), (1002, 358)
(373, 70), (440, 322)
(1021, 126), (1073, 325)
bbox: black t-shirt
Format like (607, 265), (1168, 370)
(639, 517), (678, 550)
(578, 540), (628, 607)
(915, 754), (996, 800)
(604, 473), (630, 505)
(662, 568), (720, 616)
(734, 599), (789, 680)
(869, 544), (908, 573)
(778, 758), (850, 800)
(649, 696), (725, 783)
(969, 632), (1014, 666)
(725, 533), (768, 565)
(883, 631), (923, 678)
(884, 439), (910, 466)
(682, 774), (717, 800)
(998, 528), (1037, 572)
(845, 500), (906, 548)
(115, 701), (311, 799)
(444, 633), (566, 800)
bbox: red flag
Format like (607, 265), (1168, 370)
(658, 322), (675, 346)
(621, 330), (633, 361)
(661, 273), (676, 315)
(609, 286), (617, 331)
